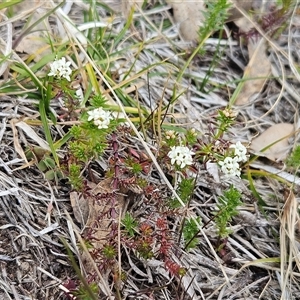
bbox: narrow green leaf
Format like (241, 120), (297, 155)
(247, 168), (267, 208)
(60, 238), (98, 300)
(86, 63), (100, 95)
(0, 0), (22, 10)
(39, 97), (60, 166)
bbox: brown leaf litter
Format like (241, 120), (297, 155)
(70, 178), (127, 268)
(250, 123), (294, 161)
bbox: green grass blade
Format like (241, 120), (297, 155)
(0, 0), (22, 10)
(61, 238), (98, 300)
(39, 95), (60, 166)
(246, 168), (267, 208)
(86, 63), (101, 95)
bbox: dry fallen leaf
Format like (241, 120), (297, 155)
(102, 0), (143, 13)
(232, 0), (276, 105)
(228, 1), (253, 24)
(70, 177), (143, 272)
(10, 119), (28, 163)
(250, 123), (294, 161)
(235, 38), (271, 105)
(70, 179), (115, 229)
(71, 178), (121, 269)
(167, 0), (255, 42)
(14, 0), (52, 61)
(231, 0), (276, 30)
(15, 121), (50, 151)
(166, 0), (205, 41)
(121, 0), (143, 18)
(70, 191), (91, 226)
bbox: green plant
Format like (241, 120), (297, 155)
(198, 0), (231, 43)
(183, 217), (201, 250)
(102, 244), (117, 260)
(68, 163), (83, 191)
(215, 185), (242, 238)
(170, 177), (196, 208)
(3, 1), (278, 298)
(177, 0), (231, 83)
(25, 146), (63, 182)
(122, 212), (138, 237)
(72, 282), (99, 300)
(286, 145), (300, 170)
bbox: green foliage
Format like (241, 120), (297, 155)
(179, 0), (234, 84)
(69, 124), (107, 162)
(183, 217), (201, 250)
(124, 158), (143, 174)
(122, 212), (138, 237)
(6, 0), (268, 295)
(72, 282), (99, 300)
(281, 0), (294, 13)
(131, 162), (143, 174)
(78, 239), (94, 251)
(170, 178), (195, 208)
(102, 244), (116, 259)
(89, 94), (108, 108)
(286, 145), (300, 170)
(0, 0), (23, 10)
(25, 147), (63, 182)
(69, 125), (82, 139)
(44, 168), (63, 182)
(68, 163), (83, 191)
(137, 241), (154, 259)
(39, 81), (59, 166)
(68, 95), (118, 164)
(198, 0), (231, 50)
(215, 185), (242, 238)
(185, 128), (198, 144)
(163, 130), (178, 147)
(215, 107), (237, 139)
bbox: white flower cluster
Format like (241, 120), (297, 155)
(168, 146), (195, 169)
(219, 141), (248, 178)
(48, 57), (72, 81)
(219, 156), (241, 177)
(87, 107), (113, 129)
(165, 130), (176, 140)
(230, 141), (248, 162)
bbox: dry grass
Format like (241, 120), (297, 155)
(0, 1), (300, 299)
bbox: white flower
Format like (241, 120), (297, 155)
(93, 118), (111, 129)
(48, 57), (72, 81)
(165, 130), (176, 140)
(168, 146), (195, 168)
(75, 87), (84, 103)
(87, 107), (113, 129)
(222, 108), (237, 118)
(230, 141), (248, 162)
(87, 108), (103, 121)
(219, 156), (241, 178)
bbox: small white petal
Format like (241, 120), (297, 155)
(48, 57), (72, 81)
(219, 156), (242, 178)
(88, 107), (113, 129)
(168, 146), (194, 168)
